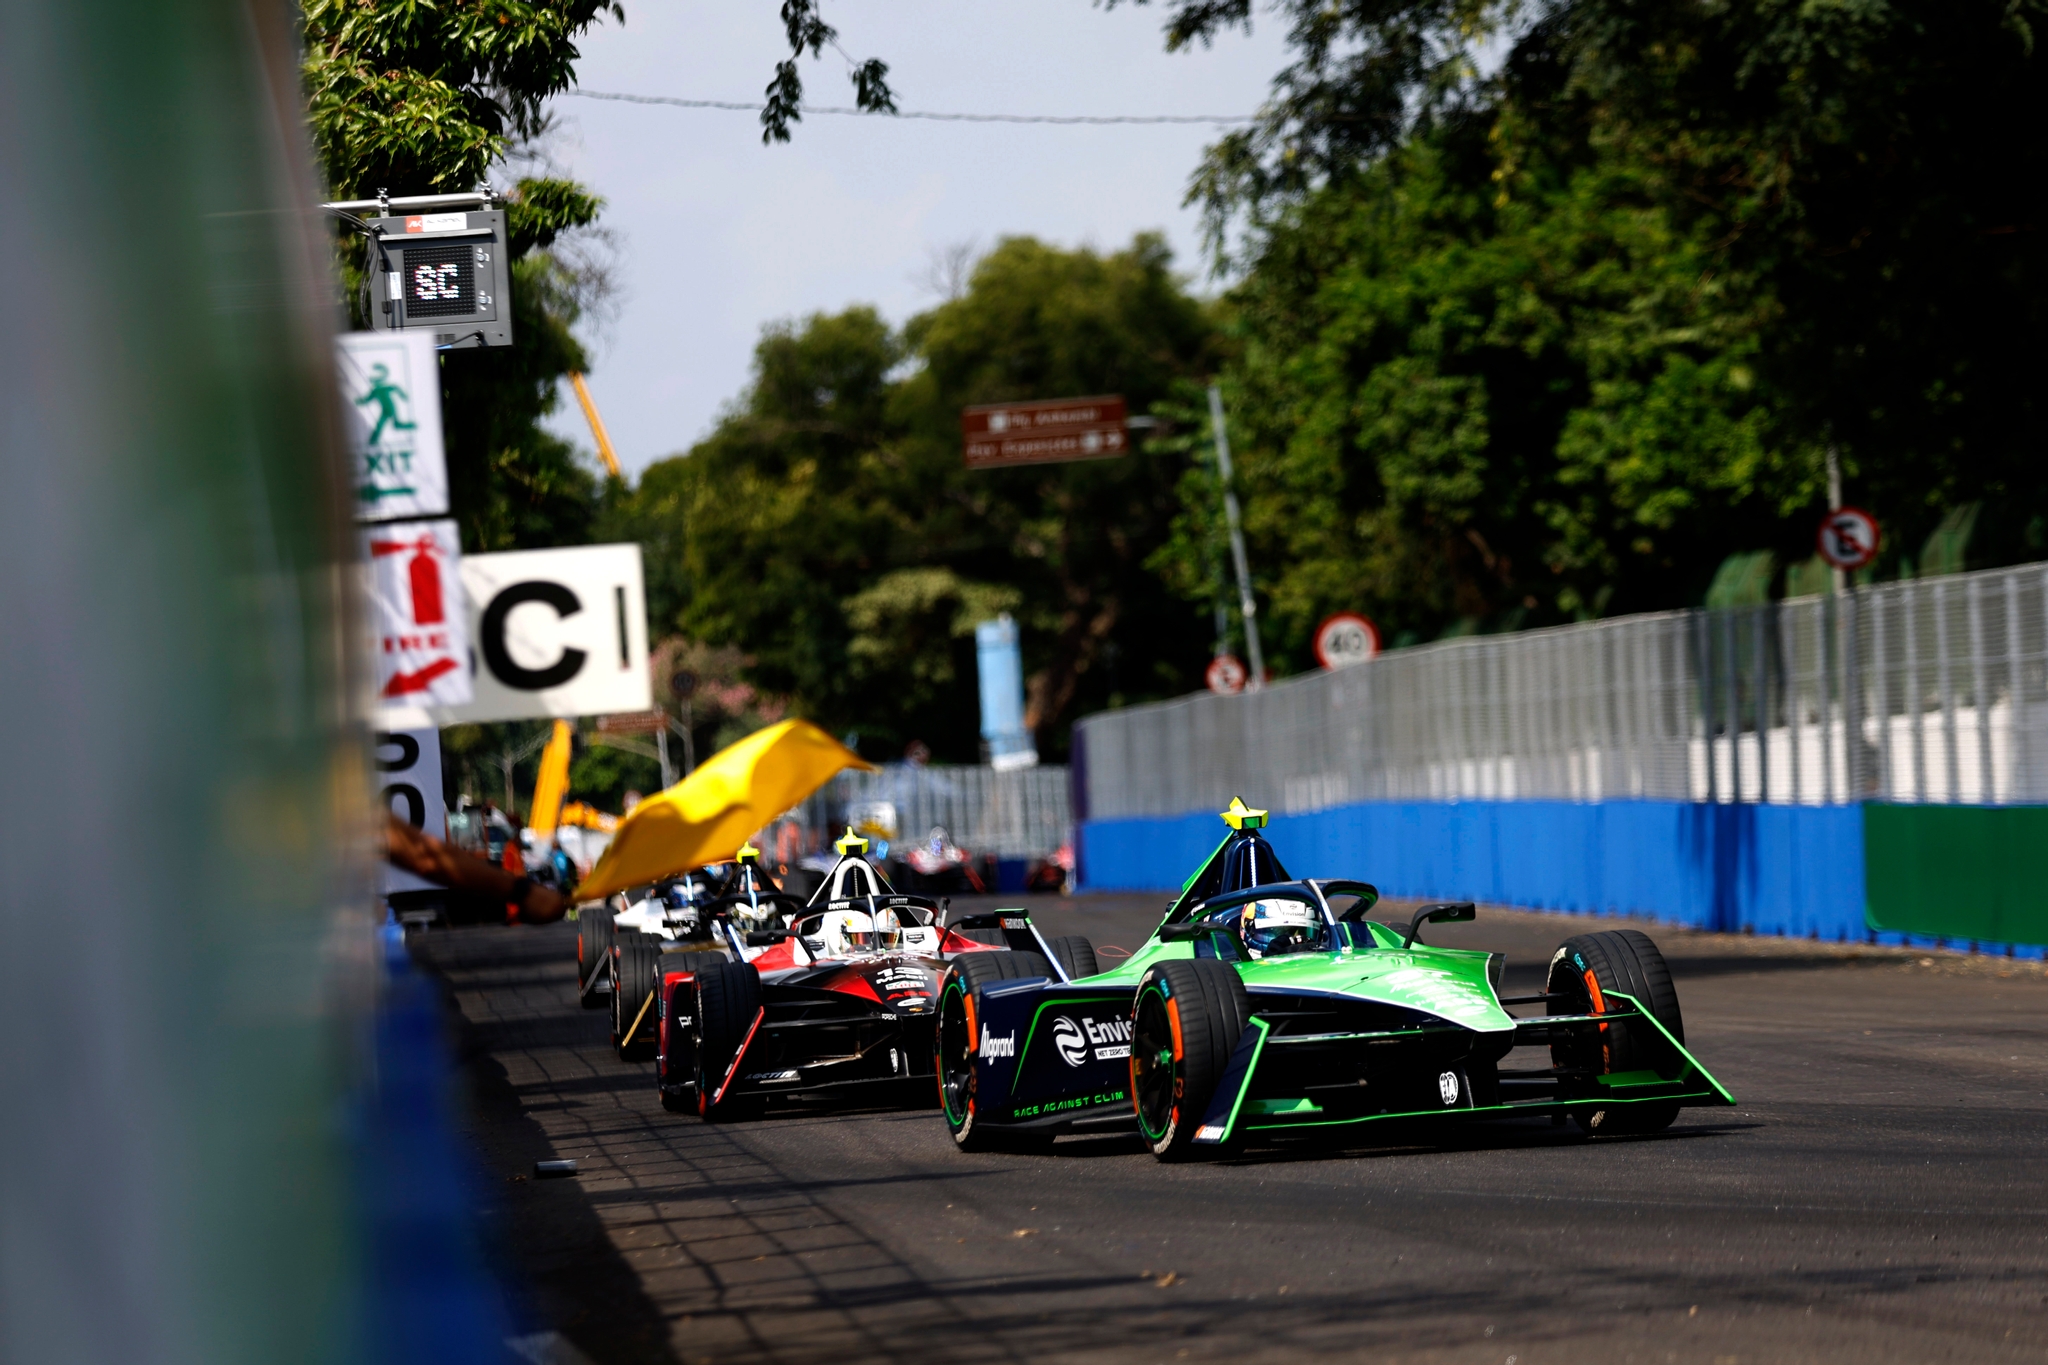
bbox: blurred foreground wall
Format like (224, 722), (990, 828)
(0, 4), (369, 1362)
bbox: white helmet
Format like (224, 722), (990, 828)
(1239, 897), (1316, 957)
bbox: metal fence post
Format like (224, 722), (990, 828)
(1968, 576), (1990, 803)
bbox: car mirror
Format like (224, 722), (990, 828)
(746, 930), (790, 947)
(1402, 901), (1476, 949)
(1158, 921), (1206, 943)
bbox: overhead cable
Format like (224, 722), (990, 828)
(564, 88), (1257, 125)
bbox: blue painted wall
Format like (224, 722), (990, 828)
(1078, 799), (1868, 941)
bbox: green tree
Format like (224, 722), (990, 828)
(1124, 0), (2048, 653)
(602, 236), (1223, 760)
(1170, 105), (1784, 659)
(303, 1), (617, 552)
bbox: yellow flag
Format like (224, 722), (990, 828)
(527, 719), (574, 835)
(573, 719), (874, 900)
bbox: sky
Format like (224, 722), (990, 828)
(535, 1), (1290, 476)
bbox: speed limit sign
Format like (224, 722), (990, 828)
(1205, 654), (1248, 695)
(1817, 507), (1881, 570)
(1314, 612), (1381, 670)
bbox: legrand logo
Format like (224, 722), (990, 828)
(1052, 1014), (1134, 1067)
(979, 1030), (1016, 1059)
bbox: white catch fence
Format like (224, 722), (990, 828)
(1077, 561), (2048, 821)
(792, 763), (1073, 858)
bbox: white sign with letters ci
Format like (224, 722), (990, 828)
(381, 542), (652, 726)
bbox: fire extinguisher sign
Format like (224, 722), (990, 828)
(361, 519), (473, 706)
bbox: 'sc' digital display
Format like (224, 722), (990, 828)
(401, 243), (477, 319)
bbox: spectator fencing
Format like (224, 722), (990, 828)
(790, 763), (1072, 860)
(1074, 562), (2048, 949)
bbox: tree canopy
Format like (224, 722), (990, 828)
(1129, 0), (2048, 663)
(302, 0), (2048, 767)
(602, 235), (1223, 763)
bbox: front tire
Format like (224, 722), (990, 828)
(694, 960), (764, 1121)
(656, 951), (723, 1109)
(1547, 929), (1684, 1135)
(1130, 958), (1249, 1160)
(936, 950), (1054, 1151)
(577, 906), (615, 1009)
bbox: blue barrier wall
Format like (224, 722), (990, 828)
(1078, 799), (1868, 940)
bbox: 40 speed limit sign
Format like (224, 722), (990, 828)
(1314, 612), (1381, 670)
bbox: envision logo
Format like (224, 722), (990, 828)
(1053, 1015), (1135, 1067)
(979, 1030), (1016, 1059)
(1053, 1016), (1088, 1066)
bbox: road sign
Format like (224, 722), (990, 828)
(594, 710), (668, 735)
(1314, 612), (1381, 670)
(366, 209), (514, 349)
(376, 727), (446, 895)
(338, 332), (447, 521)
(363, 520), (472, 706)
(1205, 654), (1248, 695)
(386, 542), (652, 726)
(1818, 507), (1881, 570)
(962, 395), (1128, 469)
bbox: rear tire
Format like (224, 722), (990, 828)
(694, 960), (764, 1121)
(1129, 958), (1249, 1160)
(1047, 934), (1100, 981)
(577, 907), (615, 1009)
(1547, 929), (1684, 1135)
(611, 931), (662, 1061)
(937, 951), (1054, 1151)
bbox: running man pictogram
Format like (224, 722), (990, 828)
(355, 363), (417, 446)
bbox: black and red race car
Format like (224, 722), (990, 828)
(645, 830), (1096, 1119)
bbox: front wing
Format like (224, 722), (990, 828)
(1189, 989), (1734, 1146)
(965, 979), (1733, 1141)
(718, 985), (937, 1099)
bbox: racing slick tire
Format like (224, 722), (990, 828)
(1047, 935), (1100, 981)
(1547, 929), (1684, 1136)
(936, 950), (1056, 1151)
(612, 931), (663, 1061)
(657, 951), (725, 1112)
(576, 905), (616, 1009)
(1130, 958), (1250, 1161)
(694, 960), (765, 1122)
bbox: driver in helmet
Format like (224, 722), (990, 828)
(1238, 897), (1318, 958)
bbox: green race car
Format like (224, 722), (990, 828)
(935, 799), (1733, 1159)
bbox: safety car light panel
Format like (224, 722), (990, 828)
(401, 243), (480, 319)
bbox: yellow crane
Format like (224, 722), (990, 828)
(567, 371), (621, 477)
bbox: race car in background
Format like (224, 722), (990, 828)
(588, 847), (809, 1061)
(667, 830), (1097, 1120)
(935, 798), (1733, 1159)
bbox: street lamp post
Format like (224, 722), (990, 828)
(1207, 383), (1265, 690)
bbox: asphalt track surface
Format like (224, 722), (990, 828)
(418, 896), (2048, 1365)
